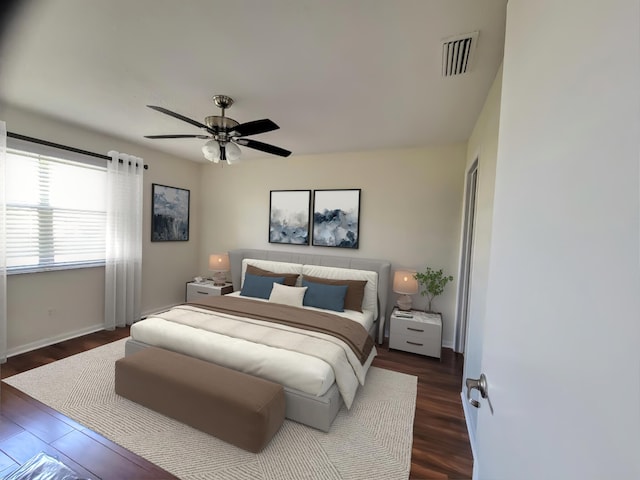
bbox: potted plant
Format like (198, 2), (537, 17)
(414, 267), (454, 313)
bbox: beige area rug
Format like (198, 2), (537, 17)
(5, 339), (417, 480)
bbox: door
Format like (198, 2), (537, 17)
(470, 1), (640, 479)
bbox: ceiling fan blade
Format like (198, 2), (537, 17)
(147, 105), (212, 132)
(235, 138), (291, 157)
(231, 119), (279, 137)
(144, 134), (209, 139)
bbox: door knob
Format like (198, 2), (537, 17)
(465, 373), (494, 414)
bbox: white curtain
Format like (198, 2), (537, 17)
(105, 151), (143, 330)
(0, 122), (6, 362)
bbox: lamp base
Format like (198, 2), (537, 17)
(212, 271), (227, 286)
(396, 295), (412, 311)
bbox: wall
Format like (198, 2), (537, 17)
(1, 104), (202, 355)
(0, 107), (470, 351)
(459, 64), (503, 445)
(199, 145), (467, 345)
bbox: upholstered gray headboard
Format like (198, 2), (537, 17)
(229, 248), (391, 344)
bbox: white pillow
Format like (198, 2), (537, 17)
(268, 282), (308, 307)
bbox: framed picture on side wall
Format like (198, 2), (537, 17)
(269, 190), (312, 245)
(312, 189), (361, 249)
(151, 183), (190, 241)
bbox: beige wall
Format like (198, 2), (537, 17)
(459, 63), (502, 437)
(199, 145), (467, 345)
(1, 105), (471, 352)
(463, 63), (502, 354)
(1, 104), (202, 355)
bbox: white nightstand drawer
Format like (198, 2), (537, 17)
(186, 282), (233, 302)
(390, 317), (434, 339)
(389, 332), (441, 358)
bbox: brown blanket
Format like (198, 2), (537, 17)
(187, 296), (374, 364)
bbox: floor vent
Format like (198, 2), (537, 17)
(441, 31), (479, 77)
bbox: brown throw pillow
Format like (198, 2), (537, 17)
(301, 275), (367, 312)
(246, 264), (299, 287)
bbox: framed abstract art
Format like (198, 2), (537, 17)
(269, 190), (311, 245)
(151, 184), (190, 241)
(312, 189), (361, 249)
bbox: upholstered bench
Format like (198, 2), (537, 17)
(114, 347), (285, 453)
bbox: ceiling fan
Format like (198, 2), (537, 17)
(144, 95), (292, 164)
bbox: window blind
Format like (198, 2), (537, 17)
(6, 148), (107, 273)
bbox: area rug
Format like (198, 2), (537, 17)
(4, 339), (417, 480)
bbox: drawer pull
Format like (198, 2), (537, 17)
(407, 327), (424, 332)
(196, 291), (210, 295)
(406, 341), (424, 346)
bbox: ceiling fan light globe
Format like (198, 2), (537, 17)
(226, 142), (241, 164)
(202, 140), (220, 160)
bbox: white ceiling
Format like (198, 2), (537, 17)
(1, 0), (507, 163)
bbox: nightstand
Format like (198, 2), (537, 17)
(389, 308), (442, 359)
(185, 281), (234, 302)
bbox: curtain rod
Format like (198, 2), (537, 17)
(7, 131), (149, 170)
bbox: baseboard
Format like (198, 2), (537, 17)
(461, 391), (478, 475)
(7, 323), (104, 358)
(6, 303), (181, 358)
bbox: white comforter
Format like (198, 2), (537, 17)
(130, 303), (376, 408)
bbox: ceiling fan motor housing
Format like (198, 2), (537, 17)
(205, 115), (239, 131)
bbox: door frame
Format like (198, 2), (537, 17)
(454, 157), (479, 354)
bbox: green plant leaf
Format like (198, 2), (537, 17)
(414, 267), (453, 301)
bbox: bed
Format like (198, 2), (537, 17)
(125, 248), (391, 431)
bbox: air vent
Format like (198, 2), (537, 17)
(441, 31), (479, 77)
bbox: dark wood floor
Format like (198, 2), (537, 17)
(1, 328), (473, 479)
(375, 346), (474, 479)
(0, 328), (177, 479)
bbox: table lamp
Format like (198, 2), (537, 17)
(209, 253), (230, 286)
(393, 270), (419, 311)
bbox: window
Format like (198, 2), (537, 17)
(6, 146), (107, 273)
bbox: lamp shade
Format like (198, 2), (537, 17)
(208, 253), (230, 271)
(393, 270), (418, 295)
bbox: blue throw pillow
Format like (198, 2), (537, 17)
(240, 273), (285, 299)
(302, 279), (348, 312)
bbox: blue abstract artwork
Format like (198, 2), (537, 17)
(312, 189), (360, 249)
(151, 184), (190, 241)
(269, 190), (311, 245)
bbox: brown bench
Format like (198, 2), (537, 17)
(115, 347), (285, 453)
